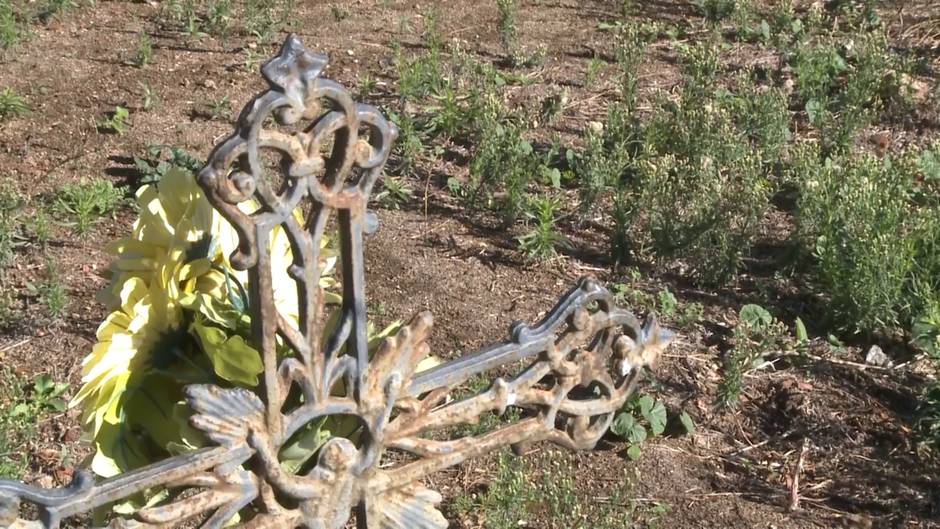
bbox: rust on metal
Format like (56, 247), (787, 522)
(0, 34), (674, 529)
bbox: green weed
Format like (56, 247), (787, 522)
(54, 178), (124, 236)
(468, 116), (536, 225)
(139, 81), (158, 111)
(496, 0), (518, 61)
(35, 258), (68, 318)
(0, 1), (20, 49)
(0, 370), (69, 478)
(717, 304), (786, 407)
(517, 197), (566, 260)
(374, 177), (413, 209)
(0, 87), (29, 120)
(97, 106), (130, 134)
(0, 185), (23, 268)
(612, 393), (695, 460)
(133, 31), (153, 67)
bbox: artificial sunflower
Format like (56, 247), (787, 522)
(72, 167), (339, 479)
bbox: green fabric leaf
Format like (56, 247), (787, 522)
(181, 292), (243, 330)
(191, 321), (264, 386)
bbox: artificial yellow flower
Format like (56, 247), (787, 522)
(73, 166), (338, 477)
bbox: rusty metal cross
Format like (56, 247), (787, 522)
(0, 35), (673, 529)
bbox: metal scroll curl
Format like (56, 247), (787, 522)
(0, 35), (674, 529)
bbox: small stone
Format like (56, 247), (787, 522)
(865, 345), (890, 367)
(587, 120), (604, 134)
(203, 79), (217, 90)
(346, 49), (355, 56)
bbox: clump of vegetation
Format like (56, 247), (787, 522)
(717, 304), (786, 407)
(612, 393), (693, 460)
(54, 179), (124, 236)
(34, 258), (69, 318)
(97, 106), (130, 134)
(0, 370), (69, 478)
(374, 176), (413, 209)
(454, 450), (659, 529)
(517, 196), (566, 260)
(0, 87), (29, 120)
(0, 185), (23, 269)
(133, 31), (153, 67)
(792, 145), (925, 334)
(133, 144), (201, 184)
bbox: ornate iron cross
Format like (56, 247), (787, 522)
(0, 35), (673, 529)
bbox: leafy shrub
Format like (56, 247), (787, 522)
(636, 84), (775, 285)
(792, 146), (919, 333)
(468, 116), (537, 224)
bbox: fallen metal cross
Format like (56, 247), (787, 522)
(0, 35), (673, 529)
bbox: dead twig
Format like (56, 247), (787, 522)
(788, 438), (810, 512)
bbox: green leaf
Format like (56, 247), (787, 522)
(628, 422), (647, 445)
(191, 321), (264, 386)
(626, 444), (642, 460)
(678, 411), (695, 435)
(11, 403), (30, 417)
(760, 19), (770, 41)
(46, 398), (67, 412)
(610, 411), (635, 439)
(638, 395), (654, 418)
(805, 99), (824, 125)
(643, 400), (668, 437)
(739, 304), (773, 329)
(795, 317), (808, 344)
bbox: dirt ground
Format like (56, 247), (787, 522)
(0, 1), (939, 528)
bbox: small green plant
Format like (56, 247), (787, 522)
(97, 106), (130, 134)
(612, 393), (694, 460)
(656, 288), (677, 318)
(517, 197), (566, 260)
(694, 0), (736, 22)
(205, 0), (233, 35)
(133, 31), (153, 67)
(917, 381), (940, 453)
(912, 301), (940, 360)
(329, 3), (349, 21)
(678, 301), (704, 328)
(0, 87), (29, 120)
(0, 185), (23, 268)
(468, 116), (538, 225)
(584, 54), (604, 86)
(0, 371), (68, 478)
(496, 0), (518, 61)
(28, 206), (51, 244)
(133, 144), (202, 185)
(717, 304), (786, 407)
(209, 95), (230, 120)
(615, 22), (647, 109)
(456, 450), (646, 529)
(139, 81), (157, 111)
(35, 258), (68, 318)
(0, 1), (21, 50)
(54, 178), (124, 236)
(374, 177), (413, 209)
(387, 110), (425, 176)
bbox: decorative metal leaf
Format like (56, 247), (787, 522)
(367, 483), (448, 529)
